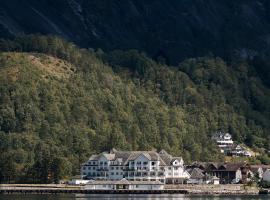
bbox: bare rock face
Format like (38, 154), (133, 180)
(0, 0), (270, 66)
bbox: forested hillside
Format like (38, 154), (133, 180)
(0, 35), (269, 183)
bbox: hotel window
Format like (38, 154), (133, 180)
(93, 167), (96, 170)
(88, 167), (91, 170)
(111, 167), (114, 170)
(168, 167), (171, 170)
(83, 167), (86, 170)
(174, 167), (178, 170)
(116, 167), (119, 170)
(100, 162), (103, 165)
(88, 162), (91, 165)
(151, 162), (155, 165)
(104, 162), (107, 165)
(111, 172), (114, 175)
(116, 172), (119, 175)
(143, 162), (148, 165)
(137, 162), (141, 164)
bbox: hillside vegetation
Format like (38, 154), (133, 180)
(0, 35), (269, 183)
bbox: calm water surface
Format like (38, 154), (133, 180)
(0, 194), (269, 200)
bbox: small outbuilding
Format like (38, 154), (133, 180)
(263, 169), (270, 182)
(186, 168), (205, 184)
(84, 178), (164, 190)
(211, 176), (220, 185)
(68, 175), (90, 185)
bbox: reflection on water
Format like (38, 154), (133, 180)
(0, 194), (269, 200)
(75, 194), (269, 200)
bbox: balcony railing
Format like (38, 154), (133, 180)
(96, 168), (109, 171)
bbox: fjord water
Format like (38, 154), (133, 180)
(0, 194), (268, 200)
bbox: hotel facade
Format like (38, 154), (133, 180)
(81, 149), (189, 184)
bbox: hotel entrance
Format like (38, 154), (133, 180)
(116, 184), (129, 190)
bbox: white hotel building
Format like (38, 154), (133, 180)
(81, 149), (189, 184)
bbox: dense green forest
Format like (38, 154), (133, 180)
(0, 35), (269, 183)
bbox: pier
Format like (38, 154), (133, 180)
(0, 184), (262, 195)
(0, 187), (188, 195)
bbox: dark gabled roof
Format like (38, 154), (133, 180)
(207, 162), (220, 170)
(250, 165), (270, 173)
(207, 162), (247, 172)
(221, 163), (246, 171)
(189, 168), (205, 179)
(189, 161), (208, 170)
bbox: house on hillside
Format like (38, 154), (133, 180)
(229, 145), (252, 157)
(212, 132), (234, 154)
(81, 149), (189, 184)
(212, 132), (251, 157)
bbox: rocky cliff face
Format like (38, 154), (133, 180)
(1, 0), (270, 65)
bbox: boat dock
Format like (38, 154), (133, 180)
(0, 187), (188, 194)
(0, 184), (263, 195)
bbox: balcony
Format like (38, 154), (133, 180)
(96, 167), (109, 171)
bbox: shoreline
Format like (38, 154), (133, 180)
(0, 184), (268, 195)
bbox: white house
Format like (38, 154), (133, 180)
(263, 169), (270, 182)
(81, 149), (189, 184)
(230, 145), (251, 157)
(212, 132), (234, 150)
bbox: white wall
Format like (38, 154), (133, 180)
(263, 169), (270, 182)
(235, 169), (242, 182)
(129, 184), (164, 190)
(69, 179), (89, 185)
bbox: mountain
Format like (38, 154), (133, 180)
(0, 36), (269, 183)
(0, 1), (270, 183)
(1, 1), (270, 66)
